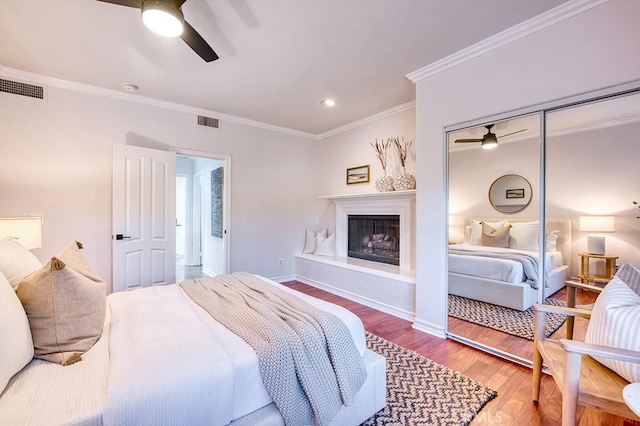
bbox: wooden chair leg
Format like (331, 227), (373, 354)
(562, 349), (582, 426)
(532, 308), (547, 402)
(532, 344), (543, 402)
(566, 285), (577, 339)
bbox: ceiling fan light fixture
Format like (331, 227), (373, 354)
(141, 0), (184, 38)
(481, 139), (498, 150)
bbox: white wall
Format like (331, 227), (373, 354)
(0, 84), (321, 291)
(414, 0), (640, 335)
(316, 108), (417, 233)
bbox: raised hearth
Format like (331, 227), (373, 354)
(295, 191), (416, 321)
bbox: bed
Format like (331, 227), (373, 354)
(448, 219), (571, 311)
(0, 239), (386, 426)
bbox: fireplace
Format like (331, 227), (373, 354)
(323, 191), (414, 270)
(348, 215), (400, 265)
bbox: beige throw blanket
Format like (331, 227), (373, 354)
(180, 273), (367, 426)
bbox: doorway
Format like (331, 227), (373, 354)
(175, 153), (229, 283)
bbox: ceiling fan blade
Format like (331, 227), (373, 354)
(497, 128), (527, 139)
(180, 20), (219, 62)
(95, 0), (141, 8)
(454, 139), (483, 143)
(175, 0), (188, 7)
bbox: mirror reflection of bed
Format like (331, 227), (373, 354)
(446, 90), (640, 363)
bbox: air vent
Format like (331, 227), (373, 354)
(197, 115), (220, 129)
(0, 78), (45, 100)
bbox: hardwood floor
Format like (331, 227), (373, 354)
(283, 280), (640, 426)
(447, 287), (595, 362)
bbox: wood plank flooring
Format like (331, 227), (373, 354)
(447, 287), (594, 362)
(282, 280), (640, 426)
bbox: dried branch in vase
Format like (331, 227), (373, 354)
(370, 138), (391, 172)
(390, 136), (413, 169)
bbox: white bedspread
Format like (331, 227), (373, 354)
(449, 244), (564, 284)
(0, 276), (367, 426)
(0, 306), (111, 426)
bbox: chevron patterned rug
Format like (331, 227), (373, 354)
(448, 295), (566, 340)
(362, 333), (497, 426)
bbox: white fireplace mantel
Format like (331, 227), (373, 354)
(319, 190), (415, 270)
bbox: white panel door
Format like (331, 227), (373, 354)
(112, 144), (176, 292)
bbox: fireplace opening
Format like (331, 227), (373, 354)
(348, 215), (400, 265)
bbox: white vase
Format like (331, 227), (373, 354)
(375, 175), (395, 192)
(393, 172), (416, 191)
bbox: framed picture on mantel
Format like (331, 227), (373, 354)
(346, 165), (370, 185)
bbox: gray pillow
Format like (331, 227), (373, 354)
(17, 241), (106, 365)
(480, 222), (511, 248)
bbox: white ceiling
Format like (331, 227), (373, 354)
(0, 0), (571, 135)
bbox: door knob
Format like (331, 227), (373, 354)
(113, 234), (132, 240)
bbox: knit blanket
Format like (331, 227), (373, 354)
(449, 247), (548, 288)
(180, 273), (367, 426)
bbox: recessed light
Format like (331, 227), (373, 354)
(321, 99), (336, 107)
(122, 83), (139, 93)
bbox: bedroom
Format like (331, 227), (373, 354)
(1, 0), (640, 424)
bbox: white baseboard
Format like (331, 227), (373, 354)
(270, 274), (296, 283)
(412, 319), (446, 339)
(295, 274), (415, 323)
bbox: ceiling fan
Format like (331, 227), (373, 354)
(454, 124), (527, 150)
(96, 0), (219, 62)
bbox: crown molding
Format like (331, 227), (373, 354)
(316, 100), (416, 140)
(406, 0), (611, 83)
(0, 67), (318, 140)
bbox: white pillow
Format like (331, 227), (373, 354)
(469, 220), (508, 245)
(0, 237), (42, 289)
(0, 271), (34, 394)
(313, 233), (336, 257)
(463, 225), (471, 244)
(545, 230), (559, 252)
(585, 276), (640, 383)
(302, 228), (328, 254)
(509, 221), (539, 251)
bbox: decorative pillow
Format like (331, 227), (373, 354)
(509, 221), (539, 251)
(302, 228), (328, 254)
(463, 225), (471, 244)
(469, 220), (508, 245)
(0, 237), (42, 289)
(480, 222), (511, 248)
(313, 233), (337, 257)
(0, 271), (34, 394)
(615, 263), (640, 295)
(17, 241), (106, 365)
(545, 230), (559, 252)
(585, 276), (640, 383)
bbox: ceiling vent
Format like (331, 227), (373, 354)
(0, 78), (45, 100)
(197, 115), (220, 129)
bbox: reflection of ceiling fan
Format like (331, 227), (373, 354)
(96, 0), (219, 62)
(454, 124), (527, 150)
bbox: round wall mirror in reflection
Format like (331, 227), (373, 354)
(488, 174), (532, 213)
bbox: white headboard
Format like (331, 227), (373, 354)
(461, 217), (572, 269)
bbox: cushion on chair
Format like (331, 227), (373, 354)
(585, 276), (640, 383)
(16, 241), (106, 365)
(615, 263), (640, 295)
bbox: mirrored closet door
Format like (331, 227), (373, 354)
(446, 113), (546, 363)
(446, 87), (640, 366)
